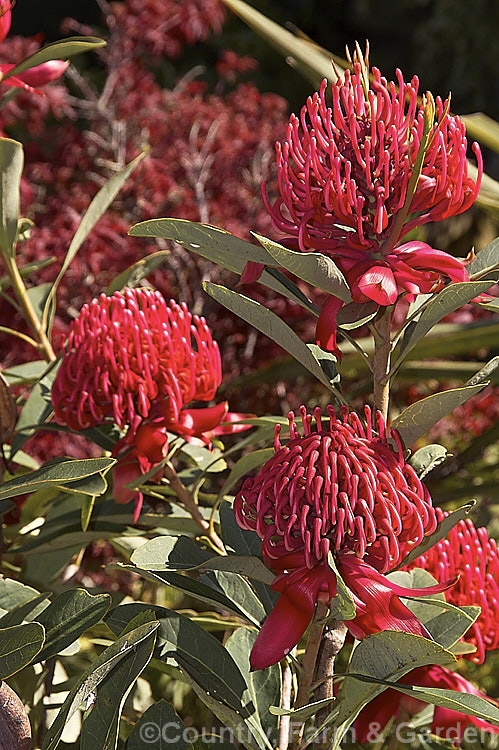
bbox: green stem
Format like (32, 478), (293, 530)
(293, 601), (329, 750)
(163, 461), (225, 553)
(372, 307), (393, 423)
(3, 256), (56, 362)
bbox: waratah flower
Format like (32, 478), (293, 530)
(250, 48), (483, 351)
(405, 510), (499, 664)
(52, 288), (250, 519)
(234, 405), (454, 670)
(354, 664), (499, 743)
(52, 288), (222, 435)
(0, 1), (69, 94)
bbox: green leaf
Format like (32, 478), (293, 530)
(132, 536), (275, 585)
(386, 681), (499, 727)
(199, 556), (277, 586)
(327, 553), (356, 621)
(0, 593), (49, 628)
(41, 619), (160, 750)
(81, 493), (96, 531)
(129, 218), (319, 313)
(0, 577), (43, 615)
(80, 622), (157, 750)
(130, 567), (262, 625)
(337, 300), (379, 330)
(393, 502), (475, 570)
(225, 628), (280, 750)
(395, 281), (496, 367)
(219, 503), (278, 615)
(125, 700), (193, 750)
(129, 218), (275, 266)
(131, 535), (213, 571)
(476, 297), (499, 312)
(0, 457), (116, 501)
(392, 384), (488, 447)
(218, 448), (273, 501)
(409, 444), (449, 478)
(178, 442), (227, 472)
(203, 282), (340, 392)
(2, 37), (106, 79)
(467, 237), (499, 280)
(424, 605), (480, 651)
(0, 622), (45, 679)
(105, 603), (249, 714)
(11, 361), (57, 456)
(105, 250), (171, 294)
(0, 138), (23, 258)
(2, 359), (47, 385)
(34, 589), (111, 662)
(330, 631), (453, 749)
(184, 673), (260, 750)
(207, 570), (267, 625)
(43, 151), (147, 332)
(252, 233), (351, 301)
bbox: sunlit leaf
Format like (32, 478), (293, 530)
(467, 237), (499, 280)
(392, 384), (487, 447)
(395, 281), (496, 367)
(409, 444), (449, 478)
(105, 250), (171, 294)
(203, 282), (340, 392)
(225, 628), (280, 750)
(253, 233), (351, 301)
(3, 37), (106, 79)
(41, 620), (160, 750)
(0, 138), (23, 258)
(0, 457), (116, 501)
(43, 151), (147, 333)
(80, 619), (156, 750)
(34, 589), (111, 662)
(0, 622), (45, 679)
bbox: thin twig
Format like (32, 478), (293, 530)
(277, 659), (293, 750)
(163, 461), (225, 553)
(315, 620), (348, 739)
(293, 601), (329, 749)
(372, 306), (393, 423)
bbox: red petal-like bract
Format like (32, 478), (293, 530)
(405, 509), (499, 663)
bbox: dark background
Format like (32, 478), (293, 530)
(10, 0), (499, 120)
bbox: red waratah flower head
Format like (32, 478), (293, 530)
(52, 287), (250, 519)
(255, 46), (483, 352)
(52, 288), (222, 435)
(234, 405), (453, 670)
(354, 664), (499, 743)
(405, 510), (499, 664)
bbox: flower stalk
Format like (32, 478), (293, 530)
(163, 461), (225, 554)
(371, 305), (393, 422)
(2, 254), (56, 362)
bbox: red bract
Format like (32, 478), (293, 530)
(354, 664), (499, 743)
(234, 405), (450, 670)
(260, 48), (482, 346)
(52, 288), (222, 434)
(405, 510), (499, 664)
